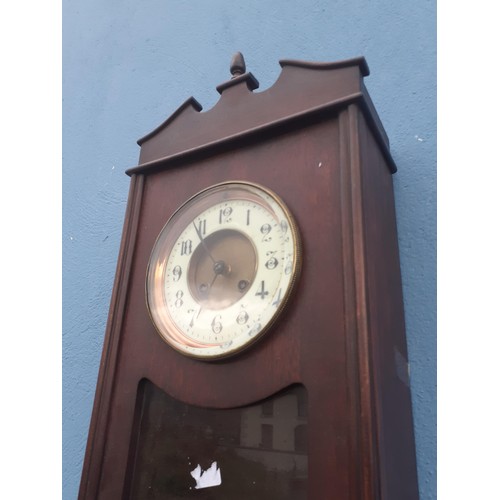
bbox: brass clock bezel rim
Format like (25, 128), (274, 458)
(145, 180), (302, 361)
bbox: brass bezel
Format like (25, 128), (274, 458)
(145, 180), (302, 360)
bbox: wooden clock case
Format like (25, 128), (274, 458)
(79, 54), (419, 499)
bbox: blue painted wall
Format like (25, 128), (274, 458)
(63, 1), (436, 498)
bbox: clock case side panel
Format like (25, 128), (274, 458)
(355, 106), (420, 499)
(78, 175), (145, 500)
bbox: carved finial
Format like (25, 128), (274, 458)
(230, 52), (246, 78)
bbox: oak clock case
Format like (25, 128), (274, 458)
(79, 54), (420, 500)
(145, 181), (301, 359)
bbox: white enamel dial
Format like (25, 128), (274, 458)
(146, 181), (301, 359)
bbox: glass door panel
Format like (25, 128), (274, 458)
(127, 381), (308, 499)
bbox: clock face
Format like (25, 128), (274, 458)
(145, 181), (301, 359)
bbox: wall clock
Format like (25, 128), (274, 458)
(79, 53), (419, 499)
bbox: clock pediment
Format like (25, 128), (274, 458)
(132, 55), (394, 174)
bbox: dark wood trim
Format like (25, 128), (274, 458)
(127, 93), (365, 176)
(215, 71), (260, 94)
(137, 98), (202, 146)
(78, 174), (145, 500)
(279, 56), (370, 76)
(347, 104), (381, 500)
(339, 106), (381, 499)
(359, 81), (389, 148)
(129, 100), (397, 179)
(121, 379), (148, 500)
(339, 108), (363, 500)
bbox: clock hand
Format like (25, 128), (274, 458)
(192, 221), (217, 264)
(208, 259), (230, 287)
(192, 222), (231, 296)
(209, 273), (219, 289)
(190, 306), (203, 328)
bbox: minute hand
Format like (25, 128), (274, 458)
(192, 221), (217, 264)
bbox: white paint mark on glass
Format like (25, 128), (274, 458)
(190, 461), (222, 489)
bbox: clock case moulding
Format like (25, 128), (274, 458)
(79, 54), (419, 500)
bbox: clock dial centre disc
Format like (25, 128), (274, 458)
(188, 229), (257, 310)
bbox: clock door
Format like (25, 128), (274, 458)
(125, 382), (308, 499)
